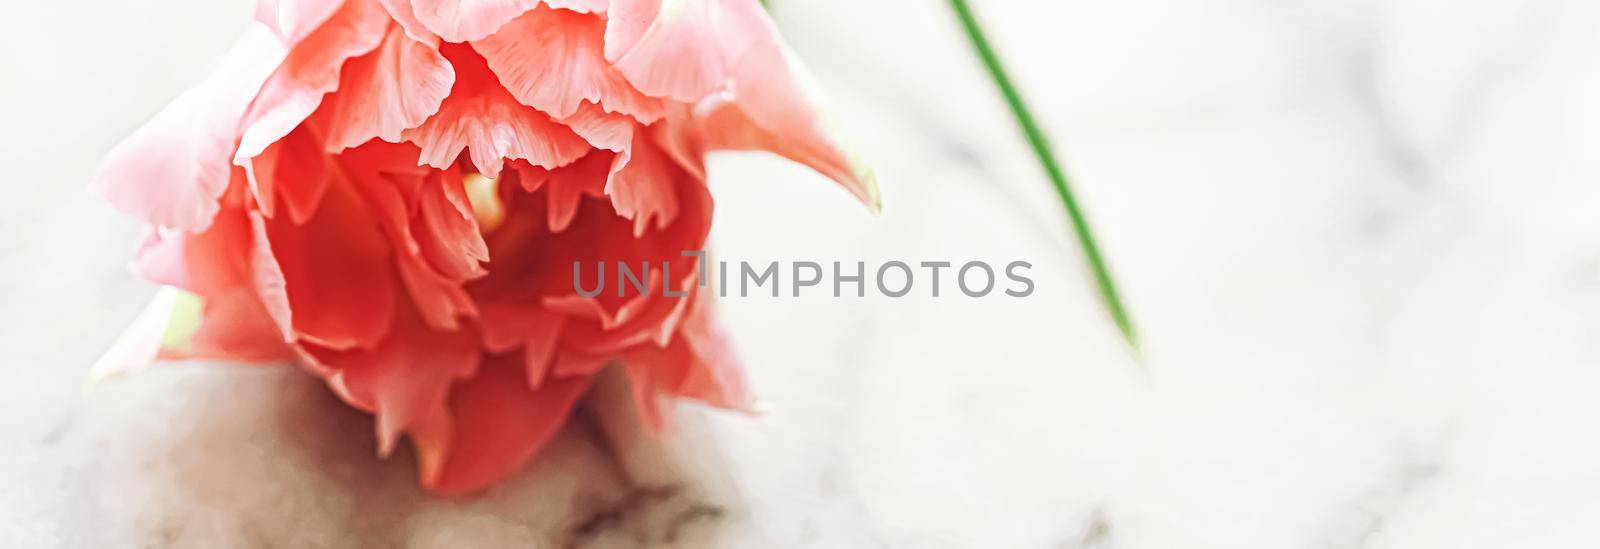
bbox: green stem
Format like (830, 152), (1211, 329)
(945, 0), (1140, 355)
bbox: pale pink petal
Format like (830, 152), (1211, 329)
(234, 0), (391, 166)
(546, 0), (607, 12)
(87, 287), (181, 383)
(698, 0), (881, 210)
(611, 0), (726, 102)
(322, 25), (456, 152)
(377, 0), (440, 45)
(403, 44), (590, 177)
(602, 0), (657, 62)
(405, 0), (541, 42)
(404, 94), (591, 177)
(256, 0), (347, 47)
(561, 102), (635, 152)
(97, 25), (285, 232)
(474, 6), (663, 121)
(130, 229), (192, 290)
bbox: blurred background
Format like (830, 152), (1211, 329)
(7, 0), (1600, 547)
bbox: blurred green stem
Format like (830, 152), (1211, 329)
(945, 0), (1140, 355)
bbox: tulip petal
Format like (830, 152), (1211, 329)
(548, 0), (608, 11)
(561, 102), (635, 152)
(235, 0), (391, 166)
(602, 0), (657, 62)
(606, 130), (680, 236)
(404, 44), (590, 178)
(86, 287), (180, 384)
(179, 287), (297, 364)
(322, 305), (480, 456)
(618, 286), (749, 430)
(610, 0), (726, 102)
(256, 174), (397, 350)
(419, 355), (592, 495)
(97, 25), (285, 232)
(475, 301), (566, 388)
(342, 143), (481, 331)
(540, 150), (610, 232)
(698, 0), (880, 210)
(256, 0), (347, 47)
(246, 125), (337, 224)
(322, 25), (456, 152)
(474, 6), (663, 121)
(405, 0), (541, 42)
(377, 0), (440, 45)
(415, 169), (491, 280)
(670, 286), (750, 410)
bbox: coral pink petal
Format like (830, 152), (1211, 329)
(342, 144), (480, 331)
(473, 300), (566, 388)
(414, 169), (490, 280)
(247, 210), (296, 342)
(396, 257), (480, 332)
(476, 300), (560, 352)
(420, 355), (593, 495)
(606, 131), (681, 236)
(472, 6), (608, 119)
(520, 319), (563, 388)
(474, 7), (662, 122)
(404, 44), (590, 178)
(182, 287), (297, 364)
(167, 204), (259, 298)
(247, 125), (337, 224)
(256, 0), (346, 47)
(324, 304), (480, 455)
(322, 25), (456, 152)
(672, 288), (751, 410)
(542, 150), (611, 232)
(611, 0), (726, 102)
(697, 0), (879, 209)
(235, 0), (390, 166)
(561, 103), (635, 152)
(119, 210), (297, 367)
(618, 289), (749, 431)
(700, 101), (877, 209)
(257, 175), (397, 350)
(97, 25), (285, 232)
(405, 0), (541, 42)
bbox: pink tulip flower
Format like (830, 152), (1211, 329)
(96, 0), (876, 494)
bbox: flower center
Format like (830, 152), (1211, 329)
(463, 173), (505, 234)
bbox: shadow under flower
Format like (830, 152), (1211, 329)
(58, 362), (740, 548)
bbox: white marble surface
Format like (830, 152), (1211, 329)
(7, 0), (1600, 546)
